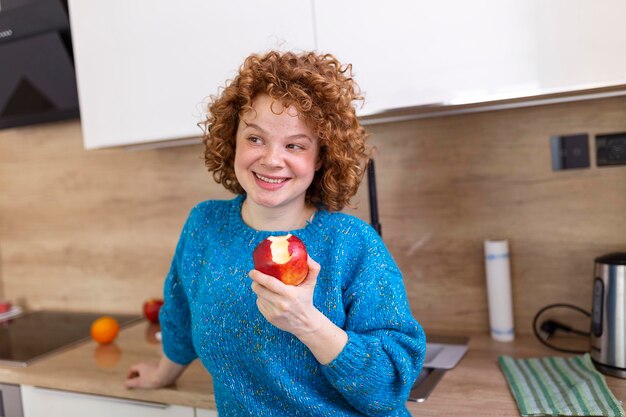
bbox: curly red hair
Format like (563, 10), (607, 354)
(201, 50), (369, 211)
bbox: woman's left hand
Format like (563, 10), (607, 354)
(249, 256), (321, 337)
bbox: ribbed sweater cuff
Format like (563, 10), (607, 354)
(162, 337), (197, 366)
(322, 331), (368, 380)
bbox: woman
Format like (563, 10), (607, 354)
(125, 50), (426, 416)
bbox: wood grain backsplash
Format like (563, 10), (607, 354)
(1, 96), (625, 336)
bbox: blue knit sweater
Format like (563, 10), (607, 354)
(159, 195), (426, 416)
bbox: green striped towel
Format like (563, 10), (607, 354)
(499, 354), (624, 417)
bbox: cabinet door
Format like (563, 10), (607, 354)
(315, 0), (536, 115)
(21, 385), (194, 417)
(315, 0), (626, 116)
(68, 0), (315, 149)
(196, 408), (219, 417)
(534, 0), (626, 92)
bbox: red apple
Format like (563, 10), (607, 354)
(0, 300), (12, 314)
(143, 298), (164, 323)
(253, 234), (309, 286)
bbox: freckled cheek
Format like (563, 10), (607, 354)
(233, 152), (251, 184)
(291, 158), (318, 181)
(234, 148), (258, 170)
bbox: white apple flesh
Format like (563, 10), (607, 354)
(253, 234), (309, 286)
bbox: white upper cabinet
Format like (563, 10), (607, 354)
(314, 0), (626, 116)
(69, 0), (626, 149)
(68, 0), (315, 149)
(315, 0), (537, 116)
(534, 0), (626, 92)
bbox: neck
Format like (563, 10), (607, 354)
(242, 198), (315, 231)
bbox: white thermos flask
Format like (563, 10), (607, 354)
(484, 239), (515, 342)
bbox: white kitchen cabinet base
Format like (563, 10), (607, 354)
(21, 385), (194, 417)
(195, 408), (219, 417)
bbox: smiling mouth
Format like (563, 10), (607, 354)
(254, 173), (289, 184)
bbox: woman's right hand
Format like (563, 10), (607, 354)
(124, 361), (164, 389)
(124, 356), (187, 389)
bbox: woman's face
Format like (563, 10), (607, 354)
(234, 94), (320, 212)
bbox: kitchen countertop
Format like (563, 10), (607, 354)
(410, 332), (625, 417)
(0, 321), (216, 410)
(0, 321), (624, 415)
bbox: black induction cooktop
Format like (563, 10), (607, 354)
(0, 310), (141, 367)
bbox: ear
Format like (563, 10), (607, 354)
(315, 158), (322, 171)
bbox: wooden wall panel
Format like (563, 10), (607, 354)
(0, 123), (232, 313)
(1, 96), (625, 337)
(344, 96), (626, 335)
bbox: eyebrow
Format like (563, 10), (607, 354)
(243, 122), (312, 142)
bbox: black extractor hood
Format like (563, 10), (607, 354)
(0, 0), (79, 130)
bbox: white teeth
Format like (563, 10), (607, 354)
(255, 173), (287, 184)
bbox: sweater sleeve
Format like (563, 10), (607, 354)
(320, 229), (426, 416)
(159, 208), (199, 366)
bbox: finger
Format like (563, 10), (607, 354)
(249, 269), (289, 295)
(126, 364), (142, 378)
(126, 369), (140, 379)
(250, 281), (273, 299)
(251, 280), (275, 298)
(256, 296), (288, 317)
(256, 298), (270, 316)
(307, 256), (321, 275)
(301, 256), (321, 287)
(252, 282), (288, 307)
(124, 376), (140, 389)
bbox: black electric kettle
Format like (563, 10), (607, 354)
(590, 252), (626, 378)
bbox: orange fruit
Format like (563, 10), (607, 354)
(90, 316), (120, 344)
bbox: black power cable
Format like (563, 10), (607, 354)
(532, 303), (591, 354)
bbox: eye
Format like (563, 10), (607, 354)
(286, 143), (305, 151)
(247, 135), (262, 144)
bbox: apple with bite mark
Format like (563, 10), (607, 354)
(143, 298), (164, 323)
(253, 234), (309, 286)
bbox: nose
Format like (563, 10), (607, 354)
(260, 144), (283, 168)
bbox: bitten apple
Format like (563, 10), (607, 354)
(143, 298), (164, 323)
(252, 234), (309, 286)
